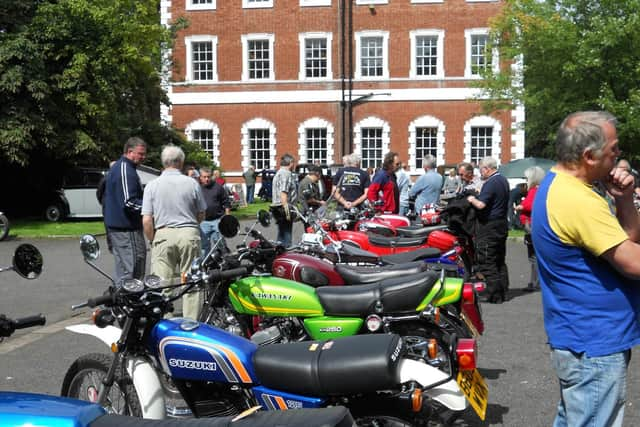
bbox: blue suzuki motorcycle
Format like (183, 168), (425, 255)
(0, 244), (354, 427)
(61, 235), (474, 426)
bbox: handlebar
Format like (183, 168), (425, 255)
(13, 314), (46, 330)
(0, 313), (46, 338)
(208, 266), (250, 282)
(88, 294), (115, 308)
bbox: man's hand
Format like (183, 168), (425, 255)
(607, 167), (635, 199)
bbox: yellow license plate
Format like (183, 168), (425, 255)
(456, 368), (488, 421)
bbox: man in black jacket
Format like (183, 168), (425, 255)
(199, 167), (231, 255)
(104, 138), (147, 282)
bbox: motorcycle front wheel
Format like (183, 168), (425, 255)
(0, 213), (9, 241)
(60, 353), (142, 417)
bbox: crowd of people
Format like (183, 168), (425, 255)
(99, 109), (640, 425)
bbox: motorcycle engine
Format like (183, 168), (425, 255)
(250, 325), (282, 346)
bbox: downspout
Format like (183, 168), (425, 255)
(340, 0), (347, 160)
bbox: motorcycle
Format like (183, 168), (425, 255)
(63, 235), (487, 425)
(0, 211), (9, 241)
(0, 245), (354, 427)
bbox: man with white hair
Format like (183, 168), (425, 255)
(466, 156), (510, 303)
(410, 154), (443, 213)
(142, 145), (207, 320)
(333, 152), (370, 209)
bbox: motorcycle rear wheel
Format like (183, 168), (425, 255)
(60, 353), (142, 417)
(0, 214), (8, 241)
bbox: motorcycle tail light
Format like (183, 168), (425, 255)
(462, 283), (475, 304)
(473, 282), (487, 293)
(366, 314), (382, 332)
(248, 240), (260, 249)
(456, 338), (477, 371)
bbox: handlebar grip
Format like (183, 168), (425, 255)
(13, 314), (46, 330)
(211, 266), (250, 282)
(88, 294), (114, 308)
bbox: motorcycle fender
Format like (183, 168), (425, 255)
(126, 357), (166, 419)
(65, 324), (122, 348)
(398, 358), (467, 411)
(66, 324), (166, 419)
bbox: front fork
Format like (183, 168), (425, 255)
(97, 317), (133, 407)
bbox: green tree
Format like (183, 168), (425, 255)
(478, 0), (640, 161)
(0, 0), (198, 168)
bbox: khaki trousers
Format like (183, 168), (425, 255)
(150, 227), (202, 320)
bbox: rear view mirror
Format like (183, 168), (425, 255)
(80, 235), (100, 262)
(13, 244), (43, 279)
(257, 210), (271, 227)
(219, 215), (240, 238)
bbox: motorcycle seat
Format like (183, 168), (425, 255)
(379, 247), (442, 265)
(366, 233), (427, 248)
(395, 224), (448, 238)
(316, 271), (440, 317)
(91, 407), (355, 427)
(335, 261), (428, 284)
(253, 334), (403, 396)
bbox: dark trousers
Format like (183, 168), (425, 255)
(475, 219), (509, 297)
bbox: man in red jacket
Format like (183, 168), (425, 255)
(367, 152), (401, 214)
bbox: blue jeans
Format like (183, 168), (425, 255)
(399, 204), (409, 216)
(551, 348), (629, 427)
(276, 220), (293, 248)
(200, 218), (224, 256)
(246, 184), (254, 204)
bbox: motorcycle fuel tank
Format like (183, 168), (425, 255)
(151, 319), (259, 384)
(272, 253), (345, 286)
(0, 391), (106, 427)
(229, 276), (324, 317)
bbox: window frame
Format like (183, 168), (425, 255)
(242, 0), (274, 9)
(298, 32), (333, 81)
(408, 115), (445, 170)
(463, 115), (502, 163)
(354, 116), (390, 170)
(185, 119), (221, 165)
(410, 29), (445, 79)
(185, 0), (216, 11)
(464, 28), (499, 79)
(300, 0), (331, 6)
(241, 118), (277, 170)
(354, 30), (389, 80)
(297, 117), (335, 165)
(241, 34), (276, 82)
(184, 35), (218, 83)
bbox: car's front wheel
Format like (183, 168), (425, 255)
(45, 204), (64, 222)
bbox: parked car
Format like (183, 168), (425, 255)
(44, 166), (160, 222)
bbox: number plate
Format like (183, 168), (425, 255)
(456, 369), (488, 421)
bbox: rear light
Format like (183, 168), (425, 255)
(456, 338), (477, 371)
(473, 281), (486, 293)
(462, 283), (475, 304)
(248, 240), (260, 249)
(366, 314), (382, 332)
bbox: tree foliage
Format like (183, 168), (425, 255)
(0, 0), (196, 169)
(478, 0), (640, 161)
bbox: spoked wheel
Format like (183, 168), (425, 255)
(0, 213), (9, 241)
(61, 353), (142, 416)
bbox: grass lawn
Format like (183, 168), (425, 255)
(7, 202), (272, 239)
(8, 202), (525, 239)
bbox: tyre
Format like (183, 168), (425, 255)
(0, 214), (9, 241)
(61, 353), (142, 416)
(45, 204), (64, 222)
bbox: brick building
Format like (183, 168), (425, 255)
(160, 0), (524, 183)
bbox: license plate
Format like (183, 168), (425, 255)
(456, 369), (488, 421)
